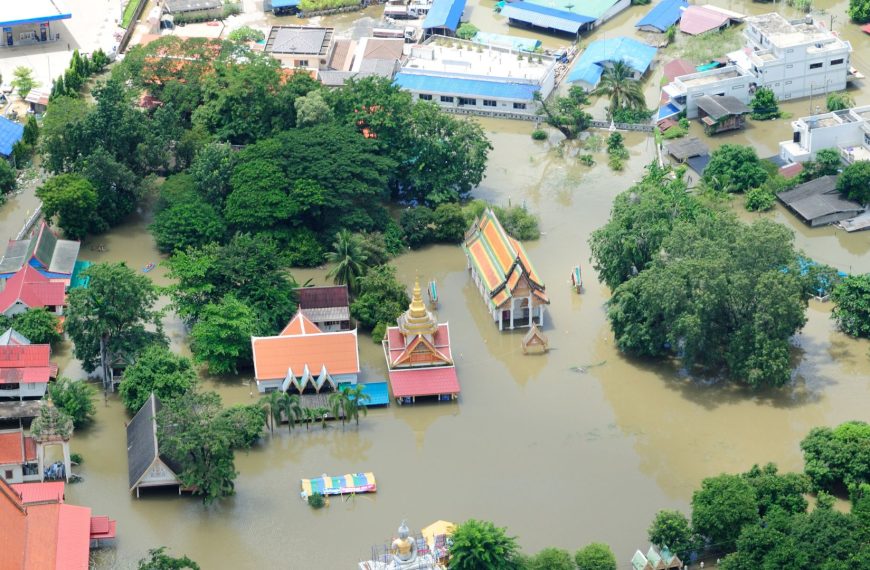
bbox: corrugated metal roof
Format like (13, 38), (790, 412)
(695, 95), (750, 119)
(394, 72), (539, 100)
(422, 0), (467, 30)
(0, 0), (72, 27)
(567, 37), (657, 85)
(357, 382), (389, 406)
(635, 0), (688, 32)
(271, 0), (300, 7)
(500, 2), (593, 34)
(388, 366), (460, 398)
(525, 0), (619, 20)
(0, 117), (24, 158)
(679, 5), (729, 35)
(777, 175), (864, 223)
(472, 31), (541, 52)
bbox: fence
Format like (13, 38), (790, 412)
(299, 3), (364, 17)
(118, 0), (149, 54)
(442, 107), (539, 122)
(588, 120), (655, 132)
(16, 204), (42, 240)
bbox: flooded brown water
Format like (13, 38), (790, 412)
(13, 1), (870, 567)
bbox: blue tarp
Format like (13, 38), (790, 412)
(394, 72), (539, 100)
(357, 382), (390, 406)
(500, 2), (594, 34)
(472, 31), (542, 52)
(0, 117), (24, 158)
(567, 37), (657, 86)
(635, 0), (688, 32)
(657, 102), (681, 120)
(271, 0), (300, 8)
(422, 0), (467, 31)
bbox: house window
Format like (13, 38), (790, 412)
(419, 94), (432, 101)
(732, 84), (744, 90)
(809, 62), (823, 69)
(786, 64), (793, 69)
(4, 470), (12, 480)
(296, 60), (309, 67)
(458, 97), (476, 106)
(440, 95), (454, 103)
(831, 58), (844, 66)
(483, 99), (496, 107)
(513, 102), (527, 110)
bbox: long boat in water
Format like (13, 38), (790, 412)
(301, 472), (376, 498)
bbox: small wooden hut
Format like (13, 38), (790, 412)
(522, 324), (548, 354)
(696, 95), (750, 135)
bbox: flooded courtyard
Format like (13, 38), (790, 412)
(4, 0), (870, 566)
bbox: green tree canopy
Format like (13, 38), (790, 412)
(350, 265), (410, 330)
(592, 60), (646, 118)
(294, 91), (333, 127)
(137, 547), (200, 570)
(799, 148), (841, 182)
(750, 87), (780, 120)
(156, 390), (237, 504)
(227, 26), (265, 43)
(448, 519), (522, 570)
(190, 295), (259, 375)
(574, 543), (617, 570)
(849, 0), (870, 22)
(48, 378), (96, 428)
(691, 474), (759, 551)
(77, 147), (143, 231)
(526, 547), (574, 570)
(36, 174), (98, 239)
(13, 308), (62, 345)
(219, 404), (266, 448)
(831, 274), (870, 337)
(836, 160), (870, 204)
(188, 142), (236, 206)
(455, 23), (480, 40)
(119, 345), (198, 413)
(0, 159), (17, 195)
(12, 67), (37, 98)
(535, 86), (592, 140)
(702, 144), (769, 193)
(326, 230), (369, 293)
(800, 421), (870, 494)
(400, 207), (435, 249)
(151, 175), (226, 254)
(826, 92), (855, 112)
(65, 263), (164, 380)
(742, 463), (810, 517)
(647, 510), (696, 558)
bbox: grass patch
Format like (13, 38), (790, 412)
(120, 0), (142, 29)
(665, 27), (742, 64)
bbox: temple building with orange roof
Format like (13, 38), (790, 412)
(0, 478), (116, 570)
(383, 278), (459, 405)
(251, 311), (360, 394)
(462, 209), (549, 331)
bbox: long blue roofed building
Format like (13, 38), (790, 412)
(567, 36), (657, 89)
(394, 36), (556, 120)
(499, 0), (630, 35)
(422, 0), (467, 37)
(635, 0), (689, 33)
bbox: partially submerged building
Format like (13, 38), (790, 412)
(127, 394), (184, 498)
(659, 65), (754, 120)
(0, 0), (71, 48)
(250, 312), (360, 394)
(504, 0), (630, 34)
(0, 335), (57, 401)
(0, 220), (81, 284)
(632, 545), (683, 570)
(1, 478), (116, 569)
(679, 5), (741, 36)
(0, 116), (24, 160)
(422, 0), (467, 37)
(162, 0), (224, 20)
(0, 429), (38, 483)
(567, 37), (657, 89)
(462, 209), (548, 331)
(394, 37), (556, 119)
(695, 95), (750, 134)
(777, 176), (864, 227)
(779, 104), (870, 164)
(635, 0), (688, 33)
(296, 285), (351, 331)
(264, 25), (334, 70)
(0, 265), (66, 317)
(383, 278), (459, 405)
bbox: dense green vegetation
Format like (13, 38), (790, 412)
(831, 275), (870, 337)
(48, 378), (96, 428)
(837, 160), (870, 204)
(119, 345), (198, 413)
(535, 86), (592, 139)
(750, 87), (781, 120)
(591, 163), (815, 387)
(850, 0), (870, 22)
(592, 61), (646, 120)
(10, 308), (63, 345)
(137, 547), (200, 570)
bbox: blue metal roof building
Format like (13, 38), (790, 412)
(395, 73), (540, 101)
(268, 0), (300, 10)
(0, 1), (72, 27)
(0, 117), (24, 158)
(422, 0), (467, 32)
(635, 0), (688, 32)
(500, 2), (594, 35)
(567, 37), (657, 87)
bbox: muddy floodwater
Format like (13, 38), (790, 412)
(9, 0), (870, 567)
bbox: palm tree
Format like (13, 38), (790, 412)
(325, 231), (368, 294)
(258, 391), (284, 433)
(341, 385), (371, 428)
(278, 392), (303, 432)
(592, 61), (646, 119)
(328, 390), (348, 430)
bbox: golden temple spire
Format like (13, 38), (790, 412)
(408, 274), (428, 319)
(397, 273), (438, 338)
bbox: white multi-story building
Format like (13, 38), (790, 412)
(660, 13), (855, 120)
(729, 13), (852, 102)
(779, 105), (870, 164)
(394, 37), (556, 120)
(660, 66), (754, 119)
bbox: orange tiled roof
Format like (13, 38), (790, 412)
(252, 312), (359, 381)
(0, 431), (25, 464)
(461, 209), (548, 309)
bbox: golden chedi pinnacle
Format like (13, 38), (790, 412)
(398, 275), (438, 337)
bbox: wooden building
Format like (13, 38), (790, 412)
(383, 278), (459, 404)
(462, 209), (549, 331)
(777, 175), (864, 227)
(126, 394), (183, 498)
(296, 285), (351, 331)
(695, 95), (750, 134)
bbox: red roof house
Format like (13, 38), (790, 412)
(679, 6), (731, 35)
(0, 479), (116, 570)
(251, 312), (360, 393)
(0, 342), (57, 400)
(382, 279), (459, 404)
(0, 265), (67, 317)
(663, 58), (696, 81)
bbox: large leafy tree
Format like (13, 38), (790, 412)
(41, 96), (93, 173)
(13, 308), (62, 345)
(526, 548), (574, 570)
(592, 61), (646, 117)
(150, 175), (226, 254)
(574, 543), (617, 570)
(36, 174), (98, 239)
(0, 160), (16, 195)
(800, 421), (870, 494)
(836, 160), (870, 204)
(224, 159), (293, 231)
(137, 547), (200, 570)
(535, 85), (592, 140)
(702, 144), (769, 193)
(326, 231), (369, 293)
(350, 265), (410, 330)
(77, 147), (142, 231)
(188, 142), (236, 206)
(190, 295), (259, 375)
(448, 519), (522, 570)
(850, 0), (870, 23)
(831, 274), (870, 337)
(798, 148), (841, 182)
(156, 390), (237, 505)
(219, 404), (266, 448)
(65, 263), (164, 382)
(647, 510), (696, 558)
(119, 345), (198, 413)
(750, 87), (780, 120)
(741, 463), (810, 517)
(691, 474), (759, 551)
(48, 378), (96, 428)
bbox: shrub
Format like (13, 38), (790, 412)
(531, 129), (547, 141)
(662, 126), (688, 139)
(608, 156), (625, 171)
(371, 322), (387, 343)
(745, 187), (776, 212)
(227, 26), (265, 43)
(612, 107), (653, 124)
(579, 154), (595, 166)
(456, 23), (479, 40)
(308, 492), (326, 508)
(751, 87), (781, 120)
(70, 452), (84, 464)
(606, 132), (624, 154)
(48, 378), (96, 428)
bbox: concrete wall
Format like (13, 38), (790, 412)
(781, 117), (866, 162)
(409, 91), (540, 118)
(680, 79), (751, 119)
